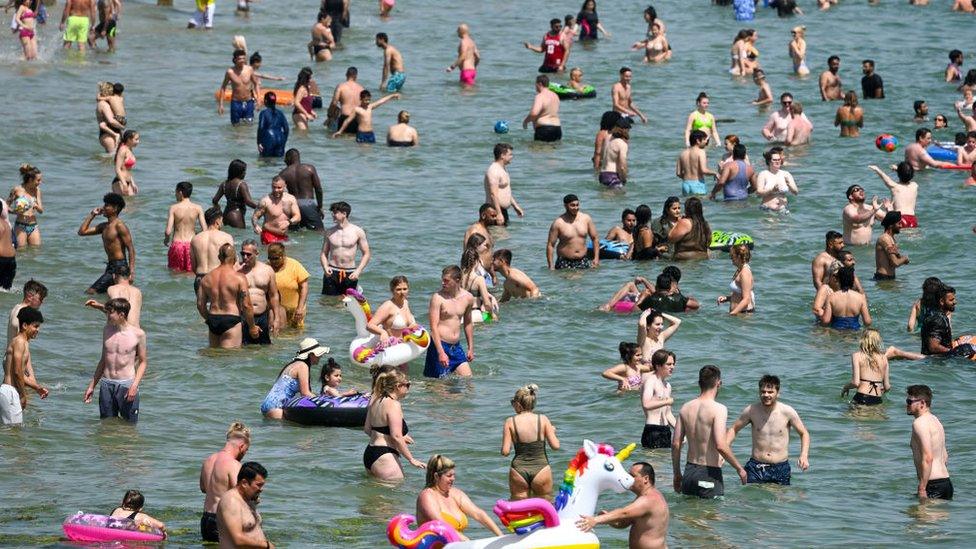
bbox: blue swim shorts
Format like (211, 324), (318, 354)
(423, 341), (467, 378)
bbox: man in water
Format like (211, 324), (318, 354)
(463, 203), (497, 282)
(672, 365), (747, 498)
(904, 128), (954, 170)
(216, 462), (273, 549)
(424, 265), (475, 378)
(256, 92), (289, 158)
(521, 75), (562, 142)
(216, 49), (256, 126)
(492, 249), (539, 302)
(376, 32), (406, 92)
(252, 177), (300, 245)
(576, 462), (669, 549)
(197, 244), (260, 349)
(842, 184), (888, 246)
(641, 350), (675, 449)
(920, 285), (973, 357)
(524, 18), (567, 73)
(819, 55), (843, 101)
(84, 265), (143, 327)
(59, 0), (95, 51)
(188, 0), (216, 29)
(874, 211), (909, 280)
(165, 181), (206, 274)
(78, 193), (135, 295)
(611, 67), (648, 124)
(320, 201), (370, 297)
(447, 23), (480, 87)
(332, 90), (400, 143)
(907, 385), (953, 500)
(676, 129), (716, 195)
(200, 422), (251, 543)
(861, 59), (884, 99)
(191, 207), (235, 295)
(82, 298), (146, 423)
(784, 102), (813, 146)
(639, 272), (700, 313)
(279, 149), (324, 232)
(762, 93), (793, 141)
(727, 375), (811, 486)
(546, 194), (599, 270)
(329, 67), (365, 133)
(604, 208), (636, 252)
(237, 240), (279, 345)
(7, 279), (46, 345)
(1, 307), (48, 426)
(90, 0), (120, 52)
(484, 143), (523, 226)
(912, 101), (929, 123)
(811, 230), (845, 290)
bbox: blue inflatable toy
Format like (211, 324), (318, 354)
(494, 121), (509, 134)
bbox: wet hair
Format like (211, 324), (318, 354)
(329, 201), (351, 215)
(346, 66), (358, 78)
(104, 297), (131, 320)
(920, 277), (945, 311)
(119, 130), (138, 147)
(837, 249), (854, 264)
(226, 421), (251, 443)
(759, 374), (780, 390)
(662, 265), (681, 283)
(730, 243), (751, 263)
(536, 75), (550, 87)
(264, 91), (277, 107)
(359, 90), (372, 100)
(238, 461), (268, 483)
(294, 67), (313, 94)
(512, 383), (539, 411)
(478, 203), (494, 218)
(963, 69), (976, 88)
(859, 328), (883, 373)
(318, 358), (342, 390)
(618, 341), (640, 364)
(660, 196), (681, 221)
(233, 48), (246, 60)
(913, 103), (927, 117)
(621, 208), (636, 222)
(683, 197), (711, 251)
(121, 490), (145, 511)
(599, 111), (622, 131)
(103, 192), (126, 213)
(881, 210), (902, 229)
(896, 162), (914, 183)
(98, 81), (114, 95)
(19, 163), (40, 185)
(113, 82), (124, 95)
(397, 110), (410, 123)
(563, 194), (579, 205)
(949, 49), (963, 63)
(389, 275), (409, 291)
(655, 273), (673, 292)
(493, 248), (513, 265)
(698, 365), (721, 390)
(907, 384), (932, 408)
(732, 143), (747, 160)
(176, 181), (193, 198)
(825, 230), (843, 244)
(493, 142), (513, 160)
(205, 206), (222, 226)
(632, 461), (655, 485)
(442, 265), (462, 282)
(843, 90), (858, 108)
(763, 147), (784, 166)
(228, 159), (247, 180)
(17, 306), (43, 327)
(633, 204), (652, 239)
(375, 32), (388, 42)
(23, 279), (47, 300)
(689, 129), (707, 146)
(837, 266), (856, 291)
(650, 349), (674, 369)
(733, 29), (752, 44)
(460, 245), (481, 274)
(425, 454), (456, 488)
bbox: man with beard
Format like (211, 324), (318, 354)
(810, 230), (844, 290)
(842, 184), (889, 246)
(819, 55), (842, 101)
(216, 461), (273, 549)
(920, 285), (973, 357)
(874, 211), (909, 280)
(199, 422), (251, 542)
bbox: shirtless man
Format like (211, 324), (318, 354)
(484, 143), (523, 226)
(447, 23), (480, 87)
(199, 422), (251, 543)
(819, 55), (843, 101)
(521, 75), (561, 142)
(216, 462), (273, 549)
(309, 11), (334, 62)
(197, 244), (259, 349)
(7, 279), (46, 345)
(332, 90), (400, 143)
(904, 128), (953, 171)
(1, 307), (47, 426)
(376, 32), (406, 92)
(952, 0), (975, 12)
(727, 375), (811, 486)
(165, 181), (206, 273)
(672, 365), (747, 498)
(84, 266), (142, 327)
(842, 184), (888, 246)
(90, 0), (121, 52)
(546, 194), (598, 270)
(216, 49), (256, 126)
(576, 462), (669, 549)
(611, 67), (648, 123)
(279, 149), (324, 232)
(320, 201), (370, 297)
(874, 211), (909, 281)
(78, 193), (135, 295)
(192, 207), (234, 295)
(60, 0), (96, 51)
(329, 67), (365, 133)
(907, 385), (953, 500)
(252, 177), (300, 245)
(237, 240), (279, 345)
(424, 265), (475, 378)
(599, 119), (630, 189)
(463, 203), (497, 282)
(811, 230), (845, 290)
(492, 249), (539, 302)
(784, 102), (813, 145)
(761, 93), (793, 141)
(676, 129), (716, 195)
(82, 298), (146, 423)
(605, 209), (637, 251)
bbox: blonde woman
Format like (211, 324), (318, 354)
(501, 384), (561, 500)
(364, 369), (425, 480)
(789, 26), (809, 76)
(96, 82), (124, 153)
(841, 329), (890, 406)
(387, 111), (419, 146)
(10, 163), (43, 247)
(834, 90), (863, 138)
(416, 455), (503, 540)
(717, 244), (755, 314)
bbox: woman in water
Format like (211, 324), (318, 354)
(755, 148), (798, 212)
(841, 329), (890, 406)
(729, 29), (757, 77)
(640, 349), (676, 449)
(367, 275), (419, 346)
(751, 69), (773, 106)
(812, 261), (840, 321)
(637, 308), (681, 357)
(834, 91), (864, 138)
(576, 0), (610, 41)
(870, 163), (918, 228)
(501, 384), (561, 500)
(821, 266), (871, 330)
(364, 369), (425, 480)
(260, 338), (323, 418)
(292, 67), (317, 131)
(718, 134), (750, 168)
(387, 111), (419, 147)
(907, 277), (945, 332)
(632, 18), (670, 64)
(592, 111), (621, 169)
(460, 238), (498, 324)
(668, 196), (711, 260)
(14, 0), (38, 61)
(9, 164), (43, 248)
(96, 82), (123, 153)
(598, 120), (629, 189)
(112, 130), (139, 196)
(717, 244), (755, 315)
(630, 204), (662, 260)
(109, 490), (167, 535)
(599, 276), (654, 313)
(651, 196), (681, 256)
(684, 92), (720, 146)
(416, 455), (504, 539)
(602, 342), (648, 392)
(788, 26), (809, 76)
(212, 159), (258, 229)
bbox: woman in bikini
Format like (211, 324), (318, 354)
(14, 0), (38, 61)
(292, 67), (317, 131)
(95, 82), (124, 153)
(834, 90), (864, 138)
(841, 329), (890, 406)
(684, 92), (719, 147)
(113, 130), (139, 196)
(637, 308), (681, 357)
(10, 163), (43, 247)
(500, 384), (561, 501)
(363, 369), (424, 480)
(633, 20), (670, 64)
(108, 490), (166, 535)
(460, 236), (498, 324)
(416, 455), (503, 540)
(602, 342), (649, 392)
(212, 159), (258, 229)
(717, 244), (755, 315)
(366, 276), (420, 367)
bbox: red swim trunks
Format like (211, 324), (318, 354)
(261, 229), (288, 245)
(167, 240), (193, 272)
(898, 214), (918, 228)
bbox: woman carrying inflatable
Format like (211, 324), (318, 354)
(367, 276), (419, 344)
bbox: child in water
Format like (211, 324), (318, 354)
(320, 358), (359, 397)
(109, 490), (167, 534)
(601, 342), (649, 392)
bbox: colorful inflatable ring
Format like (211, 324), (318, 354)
(927, 144), (957, 163)
(709, 230), (754, 252)
(387, 514), (461, 549)
(62, 512), (165, 543)
(586, 238), (631, 259)
(548, 83), (596, 100)
(215, 88), (295, 106)
(281, 393), (369, 427)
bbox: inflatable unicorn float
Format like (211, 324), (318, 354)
(342, 289), (430, 367)
(387, 440), (636, 549)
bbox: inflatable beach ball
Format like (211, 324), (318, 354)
(494, 121), (509, 134)
(875, 134), (898, 152)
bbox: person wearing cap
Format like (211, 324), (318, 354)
(874, 211), (909, 281)
(257, 91), (289, 158)
(597, 117), (630, 188)
(260, 338), (327, 419)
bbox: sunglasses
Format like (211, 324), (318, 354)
(399, 382), (412, 388)
(781, 101), (793, 105)
(906, 398), (922, 405)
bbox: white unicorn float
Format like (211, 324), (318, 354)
(342, 289), (430, 367)
(387, 440), (636, 549)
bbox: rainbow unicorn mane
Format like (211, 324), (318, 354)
(554, 443), (616, 511)
(345, 288), (372, 320)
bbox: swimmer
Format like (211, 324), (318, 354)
(788, 26), (809, 76)
(257, 92), (289, 157)
(387, 110), (419, 147)
(7, 280), (46, 346)
(640, 349), (676, 449)
(593, 111), (622, 168)
(600, 276), (654, 314)
(903, 128), (953, 170)
(366, 275), (417, 342)
(907, 277), (945, 333)
(460, 239), (498, 323)
(95, 82), (124, 153)
(834, 91), (863, 138)
(577, 0), (610, 40)
(842, 184), (888, 246)
(501, 384), (560, 500)
(197, 244), (259, 349)
(716, 244), (755, 315)
(631, 204), (665, 260)
(946, 49), (964, 83)
(546, 194), (599, 270)
(684, 92), (720, 146)
(319, 200), (370, 298)
(637, 308), (680, 357)
(59, 0), (94, 51)
(643, 270), (700, 313)
(907, 385), (953, 500)
(785, 103), (813, 144)
(191, 207), (235, 295)
(565, 67), (589, 93)
(576, 461), (670, 548)
(252, 177), (300, 245)
(602, 342), (649, 392)
(78, 193), (135, 294)
(14, 0), (37, 60)
(237, 240), (278, 345)
(112, 130), (139, 196)
(83, 297), (147, 423)
(667, 197), (711, 260)
(632, 19), (670, 63)
(308, 11), (334, 62)
(611, 67), (648, 123)
(598, 118), (630, 188)
(675, 130), (716, 196)
(522, 75), (562, 142)
(416, 455), (503, 540)
(332, 90), (400, 144)
(292, 68), (317, 131)
(279, 149), (324, 232)
(934, 114), (950, 129)
(109, 490), (166, 534)
(9, 163), (43, 248)
(0, 204), (12, 291)
(85, 264), (142, 328)
(840, 329), (890, 406)
(755, 148), (798, 212)
(376, 33), (406, 92)
(248, 52), (285, 107)
(484, 143), (522, 225)
(603, 208), (637, 251)
(869, 164), (918, 228)
(874, 211), (909, 281)
(424, 265), (475, 378)
(164, 182), (206, 274)
(861, 60), (884, 99)
(812, 261), (841, 321)
(710, 143), (755, 201)
(955, 103), (976, 132)
(187, 0), (215, 29)
(524, 18), (567, 73)
(819, 56), (843, 101)
(718, 134), (750, 168)
(260, 339), (320, 418)
(329, 68), (364, 133)
(216, 462), (273, 548)
(729, 29), (757, 77)
(212, 160), (258, 229)
(217, 50), (256, 126)
(913, 100), (929, 123)
(762, 93), (793, 141)
(199, 422), (251, 543)
(958, 131), (976, 165)
(1, 306), (47, 426)
(462, 205), (496, 280)
(751, 69), (773, 106)
(320, 358), (357, 397)
(447, 24), (480, 87)
(821, 266), (870, 330)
